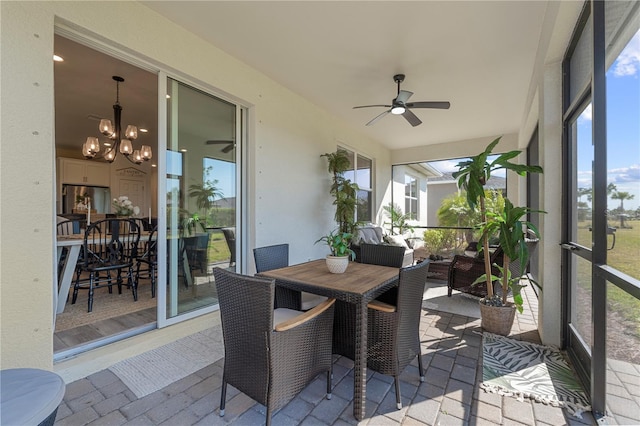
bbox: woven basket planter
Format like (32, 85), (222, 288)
(479, 301), (516, 336)
(325, 255), (349, 274)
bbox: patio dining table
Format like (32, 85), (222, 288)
(257, 258), (400, 421)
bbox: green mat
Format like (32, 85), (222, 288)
(481, 332), (591, 418)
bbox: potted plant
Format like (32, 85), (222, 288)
(473, 199), (544, 334)
(453, 136), (543, 335)
(321, 150), (359, 235)
(315, 229), (356, 273)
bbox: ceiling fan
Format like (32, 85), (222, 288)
(353, 74), (450, 127)
(206, 139), (235, 153)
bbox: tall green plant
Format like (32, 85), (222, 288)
(452, 136), (543, 299)
(321, 150), (359, 235)
(474, 199), (544, 312)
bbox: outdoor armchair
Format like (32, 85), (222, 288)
(213, 268), (336, 426)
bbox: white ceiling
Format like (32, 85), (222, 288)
(142, 1), (549, 150)
(55, 1), (551, 155)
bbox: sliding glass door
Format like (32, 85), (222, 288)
(162, 77), (241, 322)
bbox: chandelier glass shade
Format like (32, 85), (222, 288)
(82, 76), (152, 164)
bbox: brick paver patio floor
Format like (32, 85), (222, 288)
(54, 285), (598, 425)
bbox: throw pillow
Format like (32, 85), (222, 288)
(384, 234), (409, 248)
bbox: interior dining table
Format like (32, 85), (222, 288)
(257, 258), (400, 421)
(55, 232), (194, 318)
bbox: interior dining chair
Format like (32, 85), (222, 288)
(213, 268), (336, 426)
(72, 218), (141, 312)
(367, 260), (431, 409)
(135, 225), (157, 298)
(56, 218), (87, 284)
(253, 243), (327, 310)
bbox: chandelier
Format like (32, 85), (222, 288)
(82, 75), (152, 164)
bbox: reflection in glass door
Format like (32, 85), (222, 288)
(165, 78), (238, 319)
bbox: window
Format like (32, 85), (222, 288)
(340, 147), (373, 223)
(405, 174), (418, 220)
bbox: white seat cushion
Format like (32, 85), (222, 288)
(273, 308), (302, 330)
(300, 292), (328, 311)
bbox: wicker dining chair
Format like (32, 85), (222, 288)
(253, 243), (327, 310)
(366, 260), (431, 409)
(72, 218), (141, 312)
(359, 243), (406, 268)
(213, 268), (336, 426)
(135, 225), (157, 298)
(360, 243), (406, 304)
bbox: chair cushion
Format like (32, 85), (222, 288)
(273, 308), (302, 330)
(357, 227), (382, 245)
(300, 293), (328, 311)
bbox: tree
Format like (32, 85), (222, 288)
(611, 191), (634, 211)
(437, 190), (505, 243)
(577, 187), (592, 204)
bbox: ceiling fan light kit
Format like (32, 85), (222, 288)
(82, 76), (152, 164)
(353, 73), (450, 127)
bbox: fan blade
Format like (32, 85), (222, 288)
(402, 109), (422, 127)
(353, 104), (392, 109)
(366, 109), (391, 126)
(221, 144), (235, 153)
(395, 90), (413, 104)
(206, 139), (235, 144)
(405, 101), (450, 109)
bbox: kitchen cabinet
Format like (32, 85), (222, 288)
(58, 157), (110, 186)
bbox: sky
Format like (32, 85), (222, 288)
(577, 28), (640, 211)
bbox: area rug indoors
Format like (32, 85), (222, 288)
(481, 332), (591, 418)
(54, 282), (157, 332)
(109, 325), (225, 398)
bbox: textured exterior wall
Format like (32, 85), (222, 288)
(0, 1), (389, 370)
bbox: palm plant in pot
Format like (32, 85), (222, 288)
(452, 136), (543, 335)
(473, 198), (545, 334)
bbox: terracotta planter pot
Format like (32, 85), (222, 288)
(479, 301), (516, 336)
(325, 255), (349, 274)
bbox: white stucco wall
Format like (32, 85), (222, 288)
(0, 1), (389, 369)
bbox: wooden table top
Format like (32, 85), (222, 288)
(258, 259), (399, 296)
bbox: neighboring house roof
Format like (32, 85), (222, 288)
(427, 172), (506, 189)
(212, 197), (235, 209)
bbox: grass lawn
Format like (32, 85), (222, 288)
(576, 219), (640, 356)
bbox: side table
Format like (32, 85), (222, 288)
(1, 368), (66, 426)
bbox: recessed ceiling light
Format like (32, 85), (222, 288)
(104, 142), (112, 147)
(166, 94), (171, 99)
(180, 148), (187, 152)
(139, 128), (148, 133)
(53, 55), (64, 62)
(151, 164), (157, 168)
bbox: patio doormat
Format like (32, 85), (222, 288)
(481, 332), (591, 418)
(109, 325), (224, 398)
